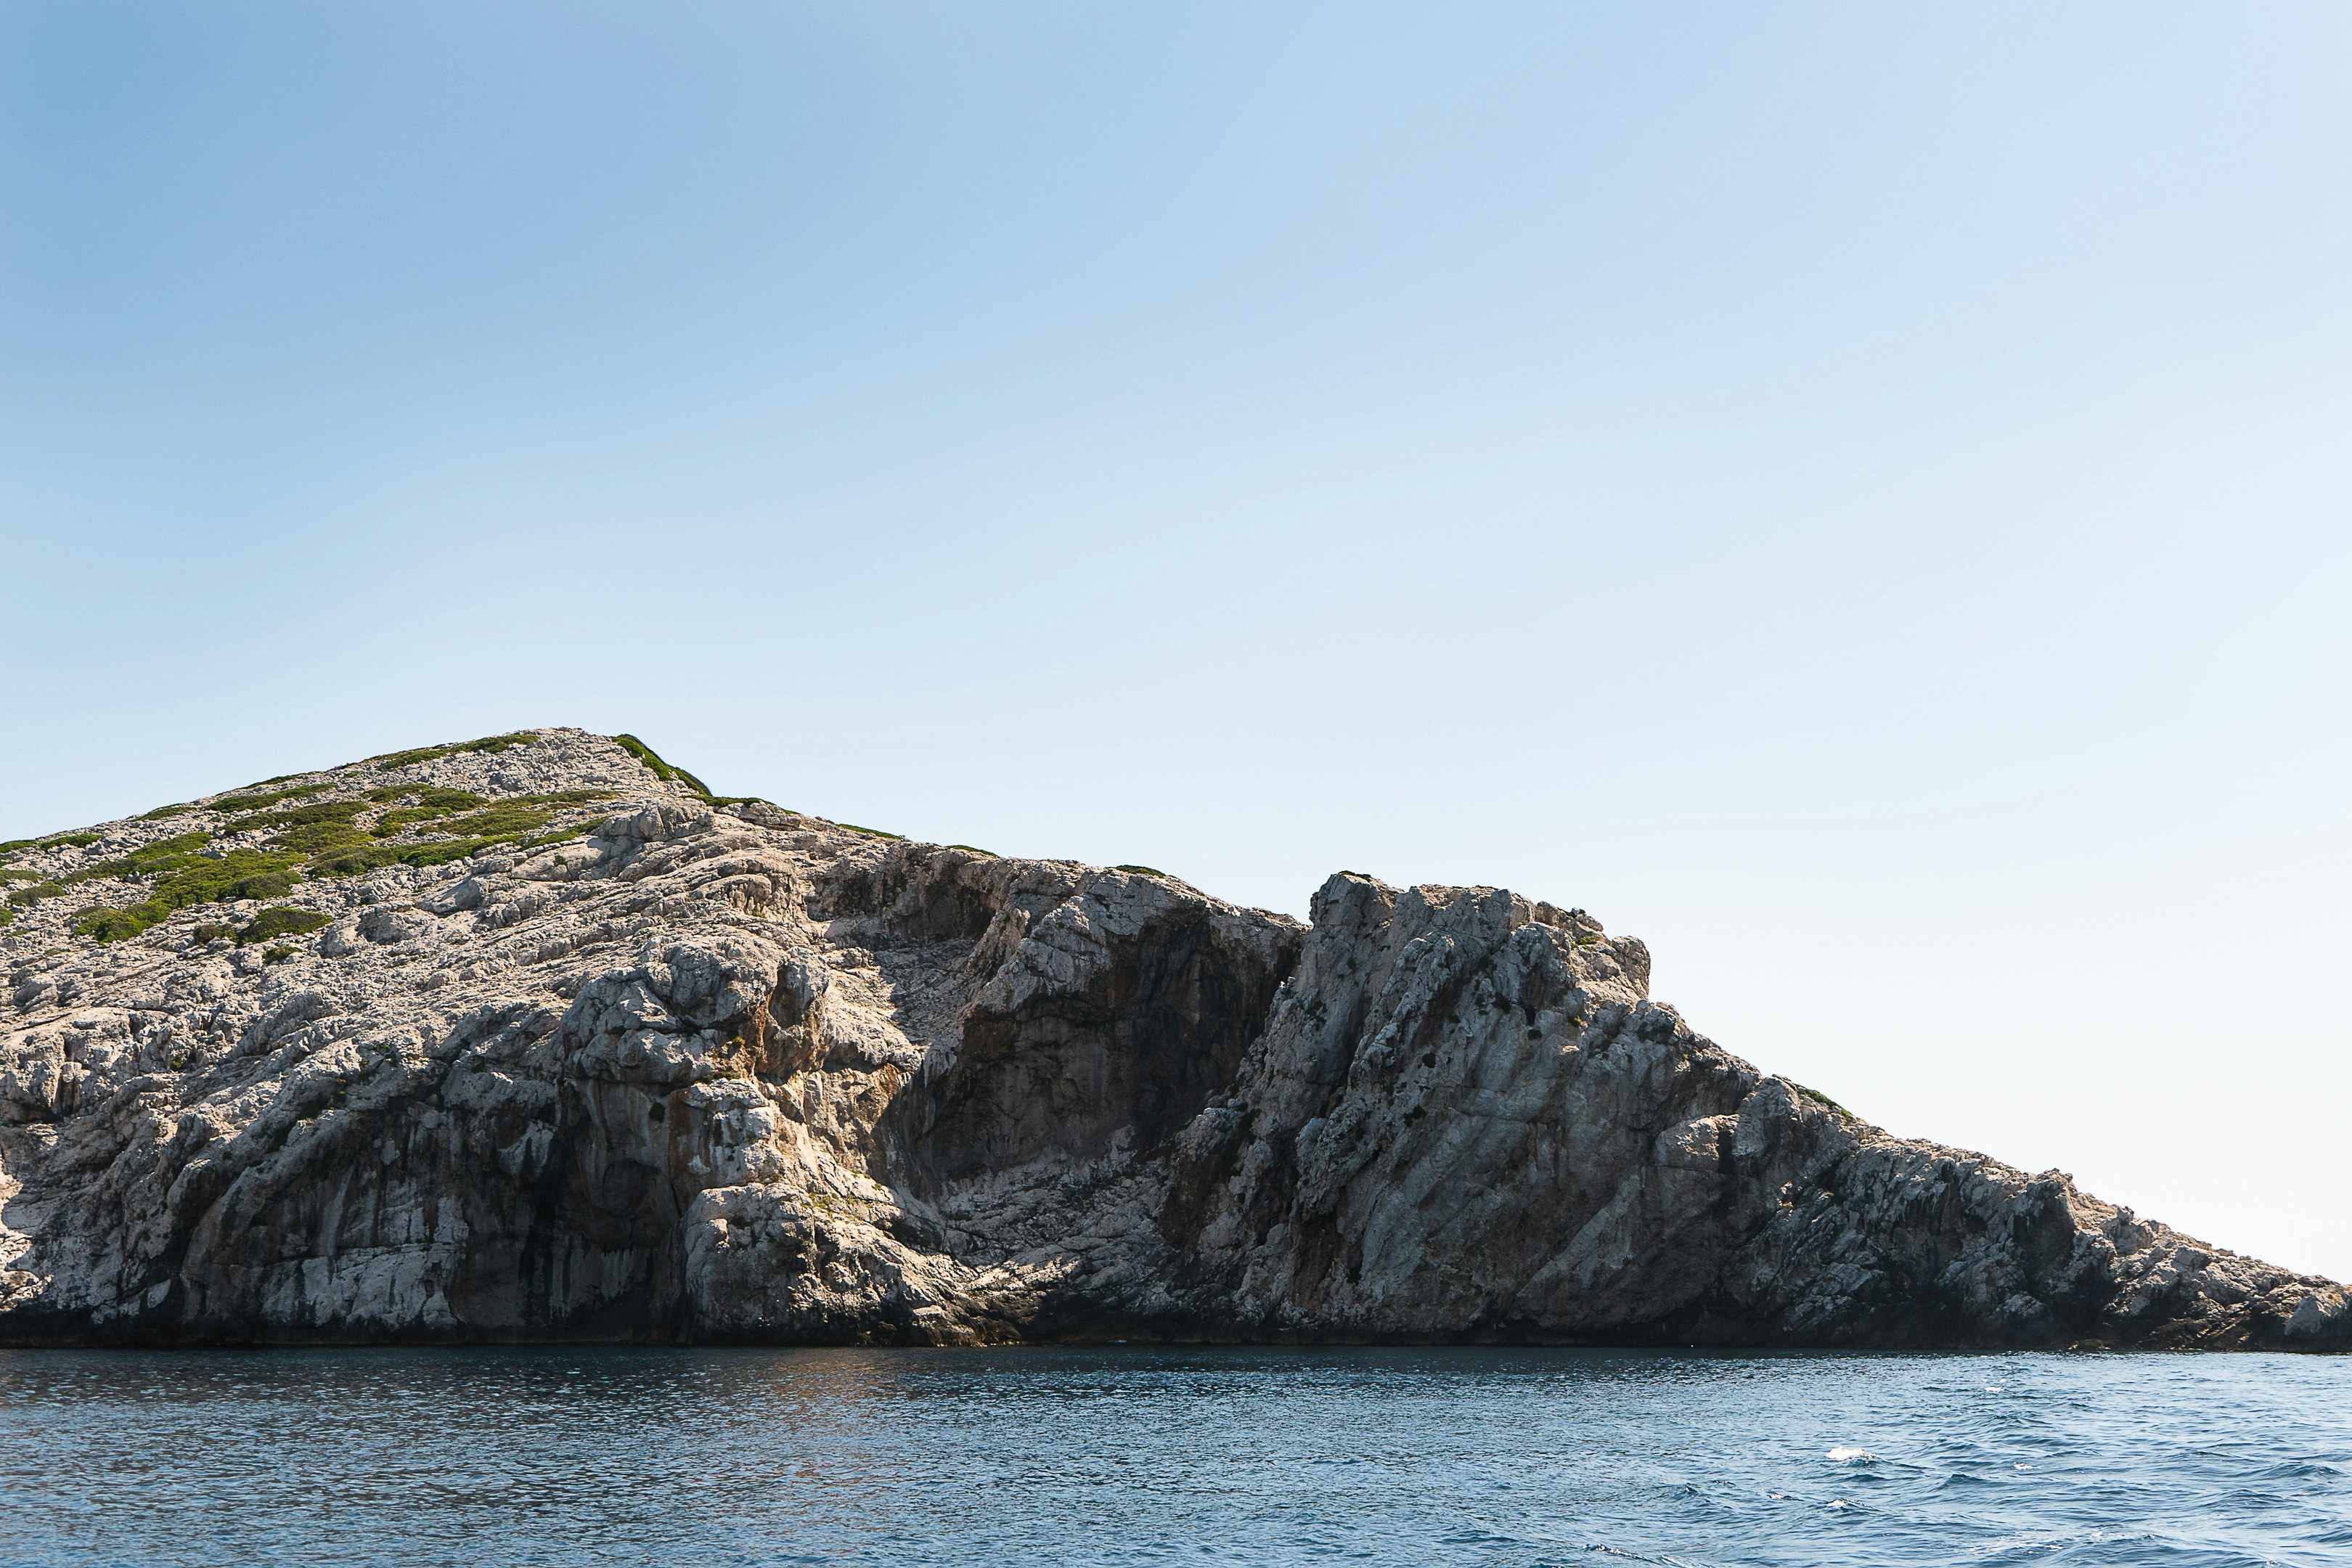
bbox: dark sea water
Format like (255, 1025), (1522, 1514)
(0, 1346), (2345, 1567)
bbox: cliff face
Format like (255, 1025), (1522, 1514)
(0, 729), (2342, 1349)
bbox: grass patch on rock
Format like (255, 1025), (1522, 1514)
(1114, 865), (1167, 878)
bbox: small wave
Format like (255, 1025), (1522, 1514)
(1826, 1445), (1873, 1463)
(2259, 1459), (2341, 1479)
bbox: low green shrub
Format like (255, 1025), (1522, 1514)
(7, 881), (65, 906)
(369, 732), (540, 770)
(423, 804), (559, 841)
(1794, 1083), (1850, 1116)
(140, 803), (199, 820)
(1114, 865), (1167, 878)
(612, 734), (714, 798)
(262, 944), (295, 964)
(192, 923), (237, 943)
(237, 907), (330, 945)
(305, 845), (412, 877)
(402, 836), (501, 867)
(946, 844), (997, 857)
(364, 785), (488, 807)
(269, 822), (371, 854)
(41, 833), (103, 850)
(81, 832), (212, 879)
(213, 783), (331, 810)
(226, 800), (364, 831)
(73, 846), (307, 942)
(309, 836), (508, 877)
(838, 822), (905, 840)
(75, 908), (145, 942)
(372, 788), (604, 837)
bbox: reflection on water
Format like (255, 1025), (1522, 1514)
(1, 1345), (2347, 1566)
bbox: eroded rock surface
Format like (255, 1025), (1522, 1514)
(0, 729), (2340, 1349)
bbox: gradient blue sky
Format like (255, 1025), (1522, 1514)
(6, 4), (2350, 1276)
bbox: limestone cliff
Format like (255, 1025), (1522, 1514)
(0, 729), (2340, 1349)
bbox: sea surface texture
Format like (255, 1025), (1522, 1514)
(1, 1347), (2345, 1567)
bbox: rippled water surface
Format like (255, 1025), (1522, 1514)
(1, 1346), (2346, 1565)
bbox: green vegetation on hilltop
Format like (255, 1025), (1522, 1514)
(16, 730), (672, 944)
(1114, 865), (1168, 878)
(369, 732), (540, 770)
(612, 733), (713, 797)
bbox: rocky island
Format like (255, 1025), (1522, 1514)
(0, 728), (2340, 1349)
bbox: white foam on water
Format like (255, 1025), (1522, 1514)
(1827, 1445), (1873, 1463)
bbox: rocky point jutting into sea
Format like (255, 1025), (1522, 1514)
(0, 728), (2340, 1350)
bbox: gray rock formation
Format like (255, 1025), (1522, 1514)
(0, 728), (2341, 1349)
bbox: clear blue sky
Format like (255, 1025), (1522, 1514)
(6, 4), (2350, 1277)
